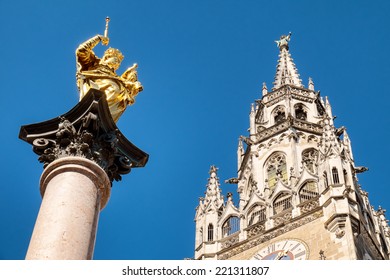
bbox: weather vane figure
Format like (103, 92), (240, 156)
(76, 17), (143, 122)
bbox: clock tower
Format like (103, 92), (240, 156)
(194, 34), (390, 260)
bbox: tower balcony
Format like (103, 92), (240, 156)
(254, 117), (322, 143)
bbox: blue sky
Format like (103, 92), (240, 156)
(0, 0), (389, 260)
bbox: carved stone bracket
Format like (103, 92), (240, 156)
(19, 89), (148, 184)
(324, 214), (347, 239)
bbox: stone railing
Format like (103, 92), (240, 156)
(263, 86), (316, 106)
(220, 232), (240, 249)
(245, 221), (266, 238)
(271, 209), (293, 227)
(256, 119), (291, 142)
(292, 119), (322, 135)
(218, 209), (324, 260)
(254, 118), (322, 143)
(298, 198), (320, 214)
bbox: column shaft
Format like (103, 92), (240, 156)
(25, 157), (110, 260)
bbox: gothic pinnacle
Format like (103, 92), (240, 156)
(262, 82), (268, 96)
(273, 32), (303, 89)
(308, 77), (315, 90)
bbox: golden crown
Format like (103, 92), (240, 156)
(104, 48), (124, 61)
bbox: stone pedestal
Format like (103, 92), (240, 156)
(19, 89), (148, 259)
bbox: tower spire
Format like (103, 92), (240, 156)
(203, 165), (224, 208)
(273, 32), (303, 89)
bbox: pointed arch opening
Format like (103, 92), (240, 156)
(273, 192), (292, 215)
(299, 181), (319, 203)
(266, 153), (288, 191)
(323, 171), (329, 189)
(302, 148), (319, 174)
(332, 167), (340, 184)
(294, 103), (308, 121)
(273, 106), (286, 124)
(207, 224), (214, 242)
(222, 216), (240, 237)
(247, 204), (267, 226)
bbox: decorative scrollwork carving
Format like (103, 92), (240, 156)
(31, 115), (132, 183)
(273, 211), (293, 227)
(19, 89), (148, 185)
(221, 234), (239, 249)
(247, 223), (266, 238)
(299, 199), (320, 214)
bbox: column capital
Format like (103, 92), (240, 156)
(19, 89), (148, 183)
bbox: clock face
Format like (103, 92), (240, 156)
(251, 239), (308, 260)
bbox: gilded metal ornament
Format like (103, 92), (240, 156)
(76, 18), (143, 122)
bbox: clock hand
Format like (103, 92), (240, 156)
(273, 252), (282, 260)
(275, 250), (289, 260)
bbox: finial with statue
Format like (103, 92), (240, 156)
(275, 32), (292, 50)
(76, 17), (143, 122)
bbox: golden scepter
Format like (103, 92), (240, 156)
(103, 16), (110, 45)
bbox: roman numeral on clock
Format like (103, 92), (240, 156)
(268, 244), (275, 253)
(294, 250), (306, 259)
(290, 243), (301, 252)
(253, 253), (263, 260)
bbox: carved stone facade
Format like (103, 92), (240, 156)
(194, 35), (390, 260)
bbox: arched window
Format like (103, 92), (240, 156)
(273, 192), (292, 215)
(323, 171), (329, 188)
(302, 149), (318, 174)
(295, 104), (307, 120)
(343, 169), (350, 186)
(266, 153), (288, 190)
(222, 216), (240, 237)
(207, 224), (214, 241)
(332, 167), (340, 184)
(273, 106), (286, 124)
(299, 181), (319, 202)
(248, 204), (266, 226)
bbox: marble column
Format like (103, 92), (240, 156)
(19, 89), (148, 260)
(25, 157), (110, 260)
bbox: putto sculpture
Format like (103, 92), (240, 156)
(76, 17), (143, 122)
